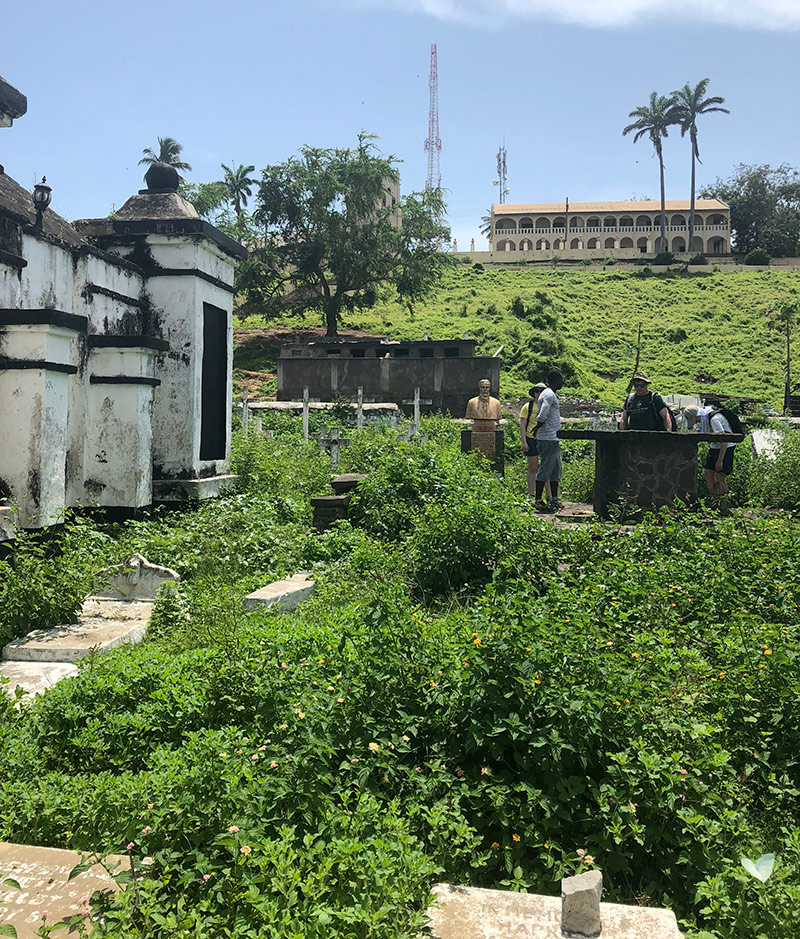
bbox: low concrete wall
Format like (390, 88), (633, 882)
(454, 251), (800, 270)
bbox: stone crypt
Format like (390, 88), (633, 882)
(0, 75), (246, 537)
(558, 429), (744, 519)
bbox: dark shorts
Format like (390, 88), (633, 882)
(536, 439), (562, 482)
(524, 437), (538, 457)
(705, 446), (735, 475)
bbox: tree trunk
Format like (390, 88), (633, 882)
(786, 323), (792, 415)
(658, 145), (667, 253)
(688, 128), (697, 254)
(324, 299), (339, 337)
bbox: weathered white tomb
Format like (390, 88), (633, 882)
(0, 76), (246, 536)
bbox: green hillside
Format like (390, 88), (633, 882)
(237, 266), (800, 407)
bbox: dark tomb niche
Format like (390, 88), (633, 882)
(199, 302), (227, 460)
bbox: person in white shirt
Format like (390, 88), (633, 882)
(533, 370), (564, 512)
(684, 405), (737, 504)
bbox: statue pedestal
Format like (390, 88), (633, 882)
(559, 429), (743, 519)
(461, 426), (504, 474)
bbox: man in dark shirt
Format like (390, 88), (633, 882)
(620, 371), (673, 431)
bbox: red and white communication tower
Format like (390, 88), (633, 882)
(424, 43), (441, 195)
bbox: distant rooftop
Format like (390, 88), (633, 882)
(0, 76), (26, 128)
(493, 199), (729, 214)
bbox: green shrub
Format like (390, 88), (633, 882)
(745, 248), (771, 265)
(653, 250), (677, 265)
(689, 253), (708, 265)
(0, 518), (109, 645)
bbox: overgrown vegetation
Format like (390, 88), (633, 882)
(1, 422), (800, 938)
(236, 266), (800, 406)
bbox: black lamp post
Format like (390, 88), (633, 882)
(32, 176), (52, 230)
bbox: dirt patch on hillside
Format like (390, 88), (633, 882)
(234, 327), (387, 349)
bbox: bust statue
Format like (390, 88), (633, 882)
(466, 379), (502, 422)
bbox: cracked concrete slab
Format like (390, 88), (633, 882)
(2, 600), (152, 664)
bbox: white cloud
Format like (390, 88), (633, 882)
(358, 0), (800, 30)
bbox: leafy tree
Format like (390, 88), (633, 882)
(138, 137), (192, 179)
(623, 92), (680, 252)
(701, 163), (800, 256)
(181, 180), (229, 222)
(671, 78), (729, 252)
(244, 134), (450, 335)
(222, 163), (257, 216)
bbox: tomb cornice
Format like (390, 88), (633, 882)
(77, 217), (247, 260)
(0, 247), (26, 269)
(89, 375), (161, 386)
(0, 357), (78, 374)
(141, 265), (236, 293)
(83, 283), (144, 307)
(0, 308), (88, 332)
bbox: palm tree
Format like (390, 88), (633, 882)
(138, 137), (192, 179)
(671, 79), (729, 253)
(480, 208), (493, 245)
(222, 163), (257, 216)
(623, 92), (680, 253)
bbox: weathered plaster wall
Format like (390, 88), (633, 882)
(147, 236), (234, 479)
(0, 323), (77, 527)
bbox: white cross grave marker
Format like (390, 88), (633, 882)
(241, 386), (249, 432)
(317, 426), (351, 471)
(399, 387), (432, 441)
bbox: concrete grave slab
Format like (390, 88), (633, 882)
(2, 600), (152, 664)
(92, 553), (180, 601)
(427, 883), (684, 939)
(152, 474), (239, 503)
(0, 662), (78, 700)
(243, 573), (315, 612)
(0, 842), (126, 938)
(751, 429), (783, 461)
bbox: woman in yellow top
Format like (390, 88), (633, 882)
(519, 383), (548, 500)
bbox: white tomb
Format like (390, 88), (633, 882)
(0, 99), (245, 537)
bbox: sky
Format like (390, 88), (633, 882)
(2, 0), (798, 249)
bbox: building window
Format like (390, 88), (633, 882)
(444, 347), (459, 358)
(351, 348), (365, 358)
(326, 348), (341, 355)
(395, 348), (409, 357)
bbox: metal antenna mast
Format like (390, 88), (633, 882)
(424, 43), (441, 194)
(495, 145), (508, 203)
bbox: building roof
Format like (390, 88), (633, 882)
(0, 169), (87, 246)
(0, 76), (27, 125)
(492, 199), (728, 215)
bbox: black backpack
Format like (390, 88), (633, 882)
(712, 407), (745, 436)
(625, 391), (675, 431)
